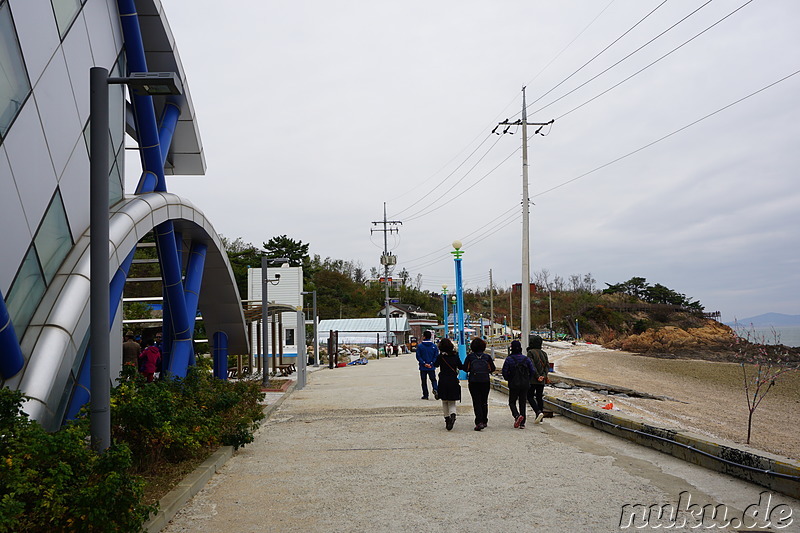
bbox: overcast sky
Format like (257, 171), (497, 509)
(130, 0), (800, 324)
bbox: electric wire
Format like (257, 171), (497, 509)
(404, 144), (520, 223)
(400, 134), (505, 221)
(391, 2), (619, 215)
(404, 208), (522, 274)
(533, 67), (800, 198)
(525, 0), (671, 111)
(403, 203), (521, 268)
(390, 133), (494, 216)
(532, 0), (749, 118)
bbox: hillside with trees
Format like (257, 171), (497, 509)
(217, 235), (752, 360)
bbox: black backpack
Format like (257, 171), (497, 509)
(469, 354), (491, 382)
(509, 359), (530, 389)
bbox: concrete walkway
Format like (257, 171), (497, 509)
(161, 354), (799, 533)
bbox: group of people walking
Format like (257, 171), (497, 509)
(415, 330), (549, 431)
(122, 331), (163, 382)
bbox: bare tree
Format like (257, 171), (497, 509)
(534, 269), (551, 291)
(568, 274), (581, 292)
(415, 273), (423, 290)
(582, 272), (596, 293)
(552, 275), (565, 292)
(732, 325), (800, 444)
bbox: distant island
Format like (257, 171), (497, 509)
(725, 313), (800, 327)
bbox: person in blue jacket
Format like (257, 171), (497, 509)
(502, 340), (536, 429)
(415, 330), (439, 400)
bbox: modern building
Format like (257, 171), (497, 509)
(246, 265), (303, 360)
(0, 0), (247, 430)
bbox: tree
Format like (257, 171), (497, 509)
(221, 236), (263, 297)
(262, 235), (309, 266)
(732, 325), (800, 444)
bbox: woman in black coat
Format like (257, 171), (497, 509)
(434, 338), (463, 431)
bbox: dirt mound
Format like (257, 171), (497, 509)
(602, 320), (737, 361)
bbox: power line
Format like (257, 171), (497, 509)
(525, 0), (671, 112)
(533, 0), (751, 118)
(533, 67), (800, 198)
(404, 144), (520, 223)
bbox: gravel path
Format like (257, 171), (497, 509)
(162, 353), (799, 533)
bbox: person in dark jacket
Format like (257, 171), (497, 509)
(434, 338), (463, 430)
(526, 334), (550, 424)
(463, 337), (496, 431)
(502, 340), (536, 429)
(415, 330), (439, 400)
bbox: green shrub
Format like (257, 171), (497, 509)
(112, 365), (265, 473)
(0, 388), (155, 532)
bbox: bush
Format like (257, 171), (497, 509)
(112, 365), (265, 473)
(0, 388), (155, 532)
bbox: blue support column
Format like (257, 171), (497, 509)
(183, 242), (207, 368)
(158, 99), (181, 167)
(116, 0), (166, 194)
(155, 221), (192, 377)
(65, 247), (136, 422)
(0, 289), (23, 379)
(213, 331), (228, 380)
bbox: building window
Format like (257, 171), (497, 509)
(34, 190), (73, 284)
(285, 328), (295, 346)
(0, 1), (31, 140)
(6, 246), (46, 337)
(51, 0), (85, 38)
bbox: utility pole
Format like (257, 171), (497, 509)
(495, 87), (553, 346)
(371, 203), (401, 352)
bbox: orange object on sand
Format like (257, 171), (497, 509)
(602, 402), (613, 410)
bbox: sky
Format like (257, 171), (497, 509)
(127, 0), (800, 324)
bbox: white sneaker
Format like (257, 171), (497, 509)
(534, 412), (544, 424)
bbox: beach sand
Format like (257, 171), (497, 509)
(540, 341), (800, 461)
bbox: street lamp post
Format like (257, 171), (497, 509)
(261, 257), (288, 387)
(451, 295), (457, 342)
(301, 290), (318, 366)
(441, 285), (448, 340)
(451, 241), (466, 367)
(90, 67), (181, 452)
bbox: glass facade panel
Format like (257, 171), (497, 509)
(0, 2), (31, 140)
(109, 158), (122, 206)
(51, 0), (83, 37)
(6, 246), (46, 336)
(34, 190), (73, 284)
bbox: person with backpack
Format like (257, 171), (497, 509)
(138, 338), (162, 383)
(526, 334), (550, 424)
(415, 330), (439, 400)
(463, 337), (496, 431)
(434, 338), (463, 431)
(502, 340), (536, 429)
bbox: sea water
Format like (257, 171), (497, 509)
(731, 325), (800, 348)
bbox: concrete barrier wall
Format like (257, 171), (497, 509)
(489, 376), (800, 499)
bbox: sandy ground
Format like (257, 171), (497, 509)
(540, 341), (800, 462)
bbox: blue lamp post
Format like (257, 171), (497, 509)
(441, 285), (449, 340)
(451, 241), (467, 373)
(450, 295), (457, 341)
